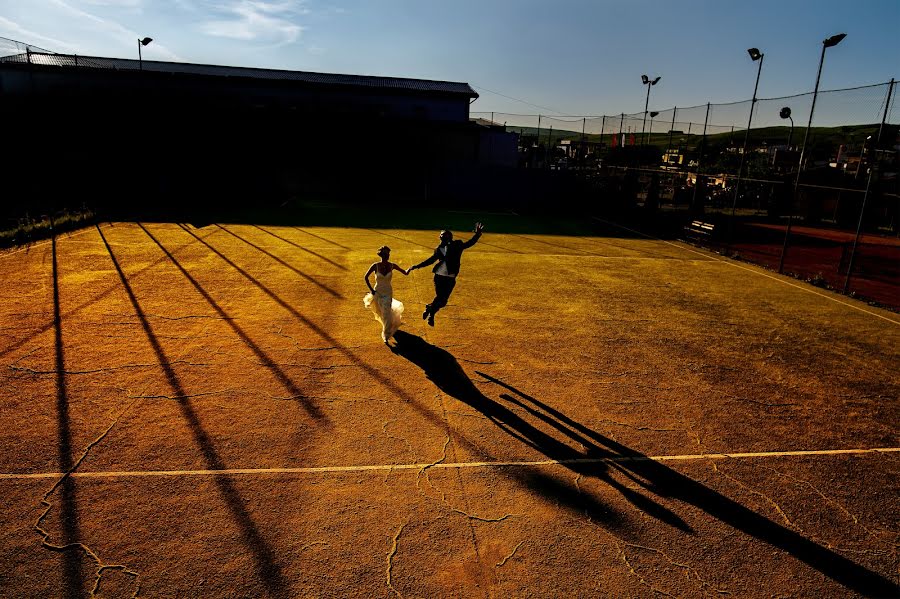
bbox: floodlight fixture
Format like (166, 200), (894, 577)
(728, 46), (766, 245)
(780, 32), (847, 273)
(823, 33), (846, 48)
(780, 106), (794, 147)
(640, 74), (662, 147)
(138, 36), (153, 70)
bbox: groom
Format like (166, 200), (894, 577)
(410, 222), (483, 326)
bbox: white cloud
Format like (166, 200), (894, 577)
(79, 0), (143, 6)
(199, 1), (305, 45)
(47, 0), (181, 60)
(0, 15), (79, 53)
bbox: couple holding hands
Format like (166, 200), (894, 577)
(364, 223), (483, 343)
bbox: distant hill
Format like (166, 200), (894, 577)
(486, 120), (891, 153)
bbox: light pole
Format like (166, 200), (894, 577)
(138, 36), (153, 70)
(779, 32), (846, 273)
(641, 74), (661, 147)
(648, 111), (659, 147)
(728, 47), (765, 246)
(780, 106), (794, 149)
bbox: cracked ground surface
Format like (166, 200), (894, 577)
(0, 215), (898, 598)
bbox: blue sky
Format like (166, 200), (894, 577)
(1, 0), (898, 121)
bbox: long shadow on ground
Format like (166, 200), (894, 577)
(138, 223), (325, 420)
(97, 225), (292, 597)
(389, 331), (899, 598)
(48, 232), (86, 598)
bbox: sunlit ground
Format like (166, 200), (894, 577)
(0, 217), (897, 597)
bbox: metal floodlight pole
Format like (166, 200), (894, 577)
(843, 78), (894, 293)
(779, 33), (845, 274)
(728, 48), (765, 249)
(641, 75), (662, 147)
(138, 36), (152, 71)
(640, 75), (660, 148)
(780, 107), (794, 148)
(642, 83), (651, 147)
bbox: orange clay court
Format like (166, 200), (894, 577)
(0, 213), (897, 598)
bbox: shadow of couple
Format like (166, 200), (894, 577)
(388, 330), (898, 597)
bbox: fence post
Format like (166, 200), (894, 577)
(581, 117), (587, 165)
(691, 103), (711, 213)
(843, 78), (895, 293)
(547, 125), (553, 169)
(667, 107), (676, 153)
(599, 115), (606, 160)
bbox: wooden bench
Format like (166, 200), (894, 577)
(684, 220), (716, 241)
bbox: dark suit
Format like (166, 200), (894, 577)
(413, 231), (481, 317)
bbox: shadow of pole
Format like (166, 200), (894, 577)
(291, 227), (352, 251)
(474, 371), (900, 597)
(97, 225), (291, 597)
(177, 225), (622, 524)
(252, 225), (347, 271)
(0, 227), (221, 361)
(49, 231), (87, 599)
(214, 225), (343, 299)
(138, 223), (325, 420)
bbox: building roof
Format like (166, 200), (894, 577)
(0, 52), (479, 98)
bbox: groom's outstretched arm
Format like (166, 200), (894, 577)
(410, 250), (439, 271)
(461, 222), (484, 249)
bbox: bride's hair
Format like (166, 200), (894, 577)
(377, 245), (390, 258)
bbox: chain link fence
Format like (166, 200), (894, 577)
(473, 79), (899, 310)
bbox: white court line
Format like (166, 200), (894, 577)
(591, 216), (900, 326)
(2, 447), (897, 481)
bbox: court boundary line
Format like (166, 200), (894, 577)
(590, 216), (900, 325)
(2, 447), (897, 480)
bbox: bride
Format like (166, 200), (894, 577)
(364, 245), (409, 343)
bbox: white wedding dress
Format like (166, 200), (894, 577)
(363, 269), (404, 342)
